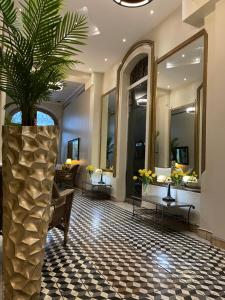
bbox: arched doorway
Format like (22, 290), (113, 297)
(115, 41), (155, 200)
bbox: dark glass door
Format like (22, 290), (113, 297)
(126, 80), (147, 197)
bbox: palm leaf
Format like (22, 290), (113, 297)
(0, 0), (88, 126)
(53, 12), (87, 56)
(0, 0), (17, 26)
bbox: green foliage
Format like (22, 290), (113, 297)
(0, 0), (88, 125)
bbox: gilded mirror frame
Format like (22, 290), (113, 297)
(150, 29), (208, 174)
(99, 88), (117, 174)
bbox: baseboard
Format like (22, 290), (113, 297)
(197, 227), (225, 250)
(211, 236), (225, 250)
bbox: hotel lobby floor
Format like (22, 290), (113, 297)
(41, 190), (225, 299)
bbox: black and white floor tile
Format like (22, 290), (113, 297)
(41, 190), (225, 299)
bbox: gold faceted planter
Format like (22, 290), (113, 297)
(2, 125), (59, 299)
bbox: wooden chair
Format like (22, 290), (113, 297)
(55, 164), (80, 188)
(49, 182), (74, 245)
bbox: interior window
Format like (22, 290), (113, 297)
(11, 111), (55, 126)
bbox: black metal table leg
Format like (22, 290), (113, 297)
(132, 197), (135, 216)
(161, 206), (164, 219)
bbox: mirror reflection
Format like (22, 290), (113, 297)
(100, 89), (117, 171)
(155, 36), (205, 176)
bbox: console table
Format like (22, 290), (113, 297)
(132, 195), (195, 225)
(82, 181), (112, 199)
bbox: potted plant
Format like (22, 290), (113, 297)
(0, 0), (87, 298)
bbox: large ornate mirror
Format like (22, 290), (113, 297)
(100, 88), (117, 172)
(153, 30), (207, 180)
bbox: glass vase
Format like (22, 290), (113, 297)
(142, 183), (149, 197)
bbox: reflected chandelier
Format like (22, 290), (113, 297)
(113, 0), (153, 7)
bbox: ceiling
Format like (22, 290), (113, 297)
(14, 0), (182, 102)
(50, 81), (84, 104)
(157, 36), (204, 91)
(64, 0), (182, 73)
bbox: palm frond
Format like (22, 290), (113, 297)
(0, 0), (17, 26)
(0, 0), (88, 125)
(53, 12), (87, 56)
(21, 0), (62, 43)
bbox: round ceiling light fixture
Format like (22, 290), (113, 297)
(113, 0), (153, 8)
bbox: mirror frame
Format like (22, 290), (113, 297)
(116, 40), (155, 180)
(151, 29), (208, 174)
(99, 88), (117, 174)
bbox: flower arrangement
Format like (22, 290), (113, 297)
(86, 165), (95, 177)
(171, 169), (199, 186)
(133, 169), (157, 185)
(95, 169), (105, 184)
(189, 171), (198, 182)
(171, 169), (185, 186)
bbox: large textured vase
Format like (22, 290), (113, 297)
(2, 126), (59, 299)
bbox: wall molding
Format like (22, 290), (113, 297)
(182, 0), (220, 27)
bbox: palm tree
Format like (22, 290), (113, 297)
(0, 0), (88, 125)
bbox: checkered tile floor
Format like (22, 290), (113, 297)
(41, 190), (225, 299)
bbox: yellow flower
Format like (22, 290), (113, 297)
(138, 169), (143, 174)
(86, 165), (95, 172)
(152, 173), (156, 178)
(133, 176), (138, 181)
(148, 170), (152, 175)
(175, 174), (178, 179)
(145, 173), (150, 178)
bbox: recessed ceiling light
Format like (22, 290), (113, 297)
(150, 10), (154, 15)
(186, 107), (196, 114)
(184, 77), (187, 81)
(167, 85), (170, 89)
(104, 58), (108, 62)
(122, 38), (127, 43)
(93, 26), (100, 35)
(113, 0), (153, 8)
(136, 98), (147, 106)
(89, 68), (92, 72)
(193, 57), (201, 64)
(182, 54), (186, 58)
(166, 62), (175, 69)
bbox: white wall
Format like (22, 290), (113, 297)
(156, 92), (170, 167)
(102, 2), (225, 241)
(89, 73), (104, 167)
(61, 88), (92, 187)
(170, 81), (201, 108)
(200, 0), (225, 240)
(102, 63), (120, 94)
